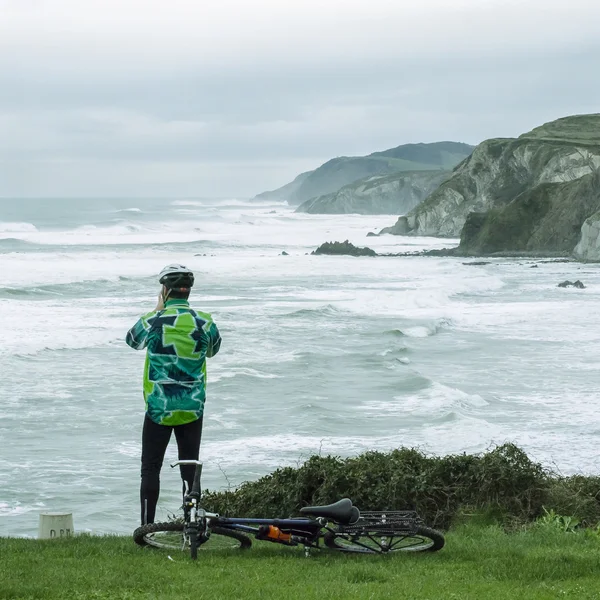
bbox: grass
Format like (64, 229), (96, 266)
(2, 525), (600, 599)
(521, 114), (600, 145)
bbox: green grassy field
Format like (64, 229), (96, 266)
(2, 525), (600, 600)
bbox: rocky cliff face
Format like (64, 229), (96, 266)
(574, 208), (600, 260)
(381, 115), (600, 241)
(458, 170), (600, 255)
(295, 170), (449, 215)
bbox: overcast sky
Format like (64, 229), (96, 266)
(1, 0), (599, 198)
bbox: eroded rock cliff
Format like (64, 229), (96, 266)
(296, 170), (449, 215)
(381, 115), (600, 243)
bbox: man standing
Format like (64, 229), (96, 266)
(126, 264), (221, 525)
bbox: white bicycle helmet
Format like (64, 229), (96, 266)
(158, 264), (194, 290)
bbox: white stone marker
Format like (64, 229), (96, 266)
(38, 512), (74, 539)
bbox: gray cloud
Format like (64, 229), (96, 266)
(1, 0), (600, 197)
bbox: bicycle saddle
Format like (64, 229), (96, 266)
(299, 498), (359, 524)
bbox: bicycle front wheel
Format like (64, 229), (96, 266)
(325, 525), (444, 554)
(133, 522), (251, 552)
(198, 527), (252, 551)
(134, 521), (186, 550)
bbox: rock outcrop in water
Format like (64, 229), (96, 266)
(312, 240), (377, 257)
(558, 280), (586, 288)
(253, 142), (473, 207)
(379, 115), (600, 257)
(295, 169), (450, 215)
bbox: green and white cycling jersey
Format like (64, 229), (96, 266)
(126, 298), (221, 426)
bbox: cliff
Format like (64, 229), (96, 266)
(380, 115), (600, 246)
(574, 206), (600, 260)
(295, 169), (450, 215)
(458, 170), (600, 255)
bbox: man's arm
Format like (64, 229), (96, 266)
(206, 321), (222, 358)
(126, 311), (157, 350)
(125, 293), (165, 350)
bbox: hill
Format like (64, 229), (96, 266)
(296, 169), (450, 215)
(253, 142), (474, 207)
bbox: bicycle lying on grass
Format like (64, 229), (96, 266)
(133, 460), (445, 559)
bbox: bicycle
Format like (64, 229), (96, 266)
(133, 460), (445, 559)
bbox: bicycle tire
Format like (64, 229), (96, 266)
(133, 521), (184, 550)
(324, 524), (444, 554)
(133, 522), (252, 552)
(189, 528), (198, 560)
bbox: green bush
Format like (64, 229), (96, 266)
(199, 443), (600, 529)
(546, 475), (600, 526)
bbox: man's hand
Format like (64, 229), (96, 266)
(155, 290), (165, 312)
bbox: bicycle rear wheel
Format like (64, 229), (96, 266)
(325, 524), (444, 554)
(133, 522), (252, 552)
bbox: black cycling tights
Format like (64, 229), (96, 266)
(140, 414), (203, 525)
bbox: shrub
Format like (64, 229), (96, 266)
(200, 443), (585, 529)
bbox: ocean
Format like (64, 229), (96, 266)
(1, 197), (599, 538)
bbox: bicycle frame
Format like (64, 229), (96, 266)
(217, 517), (324, 545)
(171, 460), (327, 547)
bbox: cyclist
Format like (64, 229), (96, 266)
(126, 264), (221, 525)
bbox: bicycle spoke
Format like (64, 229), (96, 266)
(325, 523), (444, 553)
(145, 529), (188, 551)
